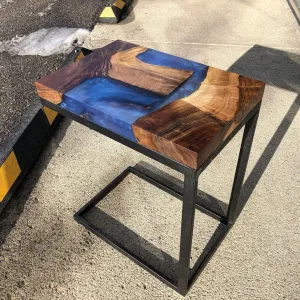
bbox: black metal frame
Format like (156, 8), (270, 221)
(42, 91), (261, 295)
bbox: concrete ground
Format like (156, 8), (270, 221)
(288, 0), (300, 25)
(1, 0), (300, 299)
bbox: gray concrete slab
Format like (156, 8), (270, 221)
(85, 0), (300, 49)
(0, 0), (300, 299)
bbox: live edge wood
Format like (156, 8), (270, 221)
(109, 46), (193, 96)
(132, 67), (265, 169)
(35, 40), (193, 103)
(35, 40), (265, 170)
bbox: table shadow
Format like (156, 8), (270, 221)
(134, 161), (228, 218)
(83, 206), (179, 283)
(227, 45), (300, 220)
(82, 203), (229, 284)
(0, 119), (72, 248)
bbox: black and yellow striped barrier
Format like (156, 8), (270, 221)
(0, 47), (92, 215)
(99, 0), (132, 23)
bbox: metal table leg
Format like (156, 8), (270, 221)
(227, 107), (261, 224)
(177, 170), (198, 294)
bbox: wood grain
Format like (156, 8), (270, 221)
(133, 101), (226, 169)
(133, 67), (265, 169)
(35, 40), (136, 103)
(35, 40), (193, 103)
(109, 46), (193, 95)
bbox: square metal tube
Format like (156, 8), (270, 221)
(74, 105), (261, 296)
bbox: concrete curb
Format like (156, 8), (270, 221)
(99, 0), (132, 23)
(0, 47), (92, 215)
(287, 0), (300, 25)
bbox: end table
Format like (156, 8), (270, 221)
(35, 40), (265, 296)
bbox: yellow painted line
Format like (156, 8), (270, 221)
(76, 51), (85, 61)
(43, 106), (58, 125)
(113, 0), (125, 9)
(0, 151), (21, 202)
(100, 7), (115, 18)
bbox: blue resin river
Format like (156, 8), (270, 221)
(61, 48), (209, 141)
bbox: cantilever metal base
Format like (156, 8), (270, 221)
(74, 108), (260, 296)
(74, 165), (233, 295)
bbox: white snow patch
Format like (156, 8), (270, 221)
(0, 27), (90, 56)
(38, 1), (56, 17)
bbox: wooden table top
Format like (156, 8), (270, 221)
(35, 40), (265, 169)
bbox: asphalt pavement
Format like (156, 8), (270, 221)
(0, 0), (109, 144)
